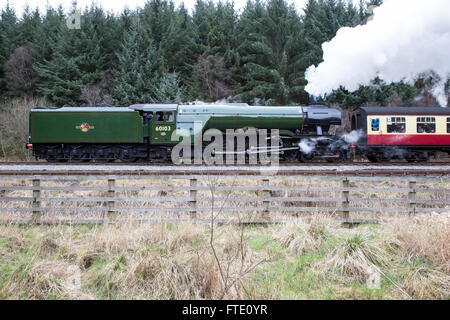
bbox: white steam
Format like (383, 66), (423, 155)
(298, 136), (330, 154)
(305, 0), (450, 107)
(341, 130), (363, 144)
(299, 139), (315, 154)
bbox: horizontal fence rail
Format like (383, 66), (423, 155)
(0, 173), (449, 224)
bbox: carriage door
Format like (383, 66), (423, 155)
(151, 111), (175, 143)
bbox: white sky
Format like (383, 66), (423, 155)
(3, 0), (364, 16)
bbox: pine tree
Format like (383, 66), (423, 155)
(18, 6), (41, 45)
(35, 53), (84, 106)
(32, 6), (65, 64)
(110, 23), (160, 106)
(192, 0), (216, 54)
(190, 1), (238, 101)
(35, 5), (116, 105)
(0, 3), (20, 98)
(159, 4), (197, 85)
(153, 72), (185, 103)
(235, 0), (271, 104)
(137, 0), (197, 96)
(140, 0), (176, 46)
(236, 0), (305, 105)
(0, 3), (20, 62)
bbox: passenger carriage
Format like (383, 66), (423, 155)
(351, 107), (450, 162)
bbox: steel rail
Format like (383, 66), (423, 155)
(0, 169), (449, 176)
(0, 161), (449, 166)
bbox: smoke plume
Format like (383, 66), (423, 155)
(341, 129), (363, 145)
(305, 0), (450, 106)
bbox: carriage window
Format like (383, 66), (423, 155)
(371, 118), (380, 131)
(417, 117), (435, 133)
(387, 117), (406, 133)
(447, 117), (450, 133)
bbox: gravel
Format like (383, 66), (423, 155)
(1, 164), (449, 172)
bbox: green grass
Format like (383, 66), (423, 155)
(84, 257), (122, 298)
(245, 226), (400, 299)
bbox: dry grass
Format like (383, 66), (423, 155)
(1, 215), (447, 300)
(0, 96), (44, 161)
(267, 214), (449, 300)
(274, 214), (331, 256)
(384, 213), (450, 299)
(0, 222), (267, 299)
(389, 213), (450, 273)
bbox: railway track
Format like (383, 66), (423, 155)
(0, 162), (449, 176)
(1, 161), (449, 166)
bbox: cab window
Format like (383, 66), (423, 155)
(387, 117), (406, 133)
(155, 112), (164, 121)
(165, 112), (174, 122)
(447, 117), (450, 133)
(417, 117), (435, 133)
(155, 111), (174, 122)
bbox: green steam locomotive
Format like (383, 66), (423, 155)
(27, 103), (346, 162)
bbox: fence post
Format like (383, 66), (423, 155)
(107, 178), (115, 221)
(31, 178), (41, 222)
(262, 178), (270, 220)
(341, 178), (350, 221)
(189, 178), (197, 220)
(408, 180), (416, 216)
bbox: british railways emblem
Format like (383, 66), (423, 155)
(76, 122), (94, 132)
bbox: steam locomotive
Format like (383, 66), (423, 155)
(26, 103), (450, 163)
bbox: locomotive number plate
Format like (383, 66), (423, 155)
(155, 125), (172, 132)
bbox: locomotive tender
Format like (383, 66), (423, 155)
(27, 103), (344, 162)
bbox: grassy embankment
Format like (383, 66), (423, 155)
(0, 214), (448, 300)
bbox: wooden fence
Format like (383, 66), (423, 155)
(0, 173), (449, 224)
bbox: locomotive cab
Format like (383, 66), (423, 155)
(129, 104), (179, 160)
(129, 104), (178, 145)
